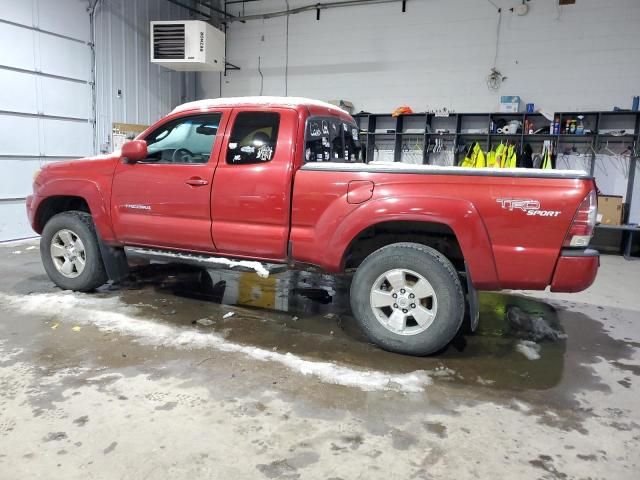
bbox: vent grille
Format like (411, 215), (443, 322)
(153, 23), (185, 60)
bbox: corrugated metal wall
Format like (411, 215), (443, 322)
(94, 0), (197, 153)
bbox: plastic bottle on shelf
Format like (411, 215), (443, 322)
(576, 115), (584, 135)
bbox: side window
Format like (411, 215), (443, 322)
(143, 114), (221, 164)
(305, 117), (360, 163)
(226, 112), (280, 164)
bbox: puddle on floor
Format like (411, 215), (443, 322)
(111, 263), (569, 391)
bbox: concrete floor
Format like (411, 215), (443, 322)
(0, 240), (638, 479)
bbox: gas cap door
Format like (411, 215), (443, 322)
(347, 180), (374, 204)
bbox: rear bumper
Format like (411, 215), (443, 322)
(550, 248), (599, 293)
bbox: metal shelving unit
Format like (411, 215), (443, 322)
(353, 110), (640, 256)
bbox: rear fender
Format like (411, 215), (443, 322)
(326, 195), (500, 289)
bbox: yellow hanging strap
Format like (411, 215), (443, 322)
(461, 142), (485, 168)
(486, 147), (497, 168)
(541, 146), (552, 169)
(474, 143), (486, 168)
(494, 143), (506, 168)
(505, 144), (517, 168)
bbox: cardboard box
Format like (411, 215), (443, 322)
(499, 95), (521, 113)
(597, 195), (623, 225)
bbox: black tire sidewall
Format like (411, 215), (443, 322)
(350, 243), (465, 356)
(40, 212), (106, 291)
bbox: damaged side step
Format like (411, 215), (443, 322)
(124, 247), (288, 277)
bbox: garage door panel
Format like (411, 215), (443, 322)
(41, 119), (92, 157)
(0, 115), (39, 156)
(0, 70), (38, 114)
(37, 0), (90, 42)
(39, 34), (91, 81)
(40, 77), (90, 119)
(0, 0), (34, 26)
(0, 200), (33, 241)
(0, 159), (44, 199)
(0, 23), (36, 71)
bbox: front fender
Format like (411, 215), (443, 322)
(35, 178), (116, 242)
(324, 195), (500, 289)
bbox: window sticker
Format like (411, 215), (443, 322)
(233, 154), (241, 162)
(317, 153), (323, 161)
(352, 128), (358, 140)
(310, 122), (321, 137)
(257, 145), (274, 161)
(305, 148), (311, 161)
(322, 137), (330, 148)
(241, 145), (255, 153)
(229, 142), (238, 150)
(324, 151), (330, 160)
(322, 120), (329, 135)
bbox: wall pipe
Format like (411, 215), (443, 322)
(88, 0), (102, 155)
(225, 0), (405, 22)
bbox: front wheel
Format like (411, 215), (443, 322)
(350, 242), (465, 356)
(40, 211), (108, 292)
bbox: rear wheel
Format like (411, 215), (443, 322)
(40, 211), (108, 291)
(350, 242), (465, 356)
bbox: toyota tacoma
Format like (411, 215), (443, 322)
(26, 97), (599, 355)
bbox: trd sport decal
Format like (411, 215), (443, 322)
(496, 198), (561, 217)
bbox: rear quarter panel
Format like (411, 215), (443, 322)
(291, 169), (591, 290)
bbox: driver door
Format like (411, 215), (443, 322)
(111, 110), (229, 252)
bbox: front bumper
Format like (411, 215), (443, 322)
(550, 248), (599, 293)
(25, 194), (41, 233)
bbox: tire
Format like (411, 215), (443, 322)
(350, 242), (465, 356)
(40, 211), (108, 292)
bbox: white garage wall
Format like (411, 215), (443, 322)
(94, 0), (197, 154)
(0, 0), (196, 241)
(0, 0), (93, 241)
(200, 0), (640, 113)
(198, 0), (640, 224)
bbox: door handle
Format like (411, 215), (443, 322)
(185, 177), (209, 186)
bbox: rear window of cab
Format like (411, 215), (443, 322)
(305, 116), (361, 163)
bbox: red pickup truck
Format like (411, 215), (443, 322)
(26, 97), (599, 355)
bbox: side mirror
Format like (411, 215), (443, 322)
(121, 140), (148, 163)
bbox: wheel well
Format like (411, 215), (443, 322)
(36, 196), (90, 232)
(343, 221), (464, 271)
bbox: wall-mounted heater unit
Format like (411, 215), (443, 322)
(150, 20), (225, 71)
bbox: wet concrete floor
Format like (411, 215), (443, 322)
(0, 241), (638, 479)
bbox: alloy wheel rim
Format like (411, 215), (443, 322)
(369, 268), (438, 335)
(50, 229), (86, 279)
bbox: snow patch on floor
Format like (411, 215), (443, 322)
(515, 340), (541, 360)
(0, 292), (432, 393)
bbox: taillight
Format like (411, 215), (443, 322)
(563, 190), (597, 247)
